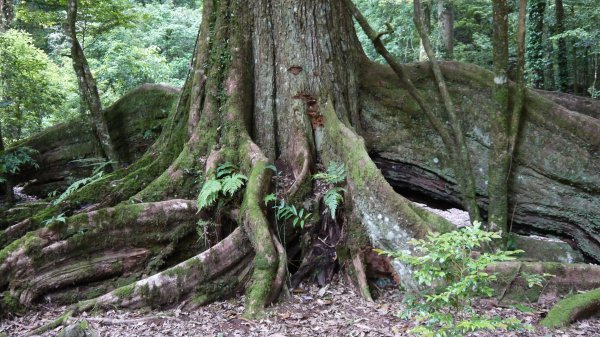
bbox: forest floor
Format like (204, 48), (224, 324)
(2, 279), (599, 337)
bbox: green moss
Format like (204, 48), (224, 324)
(0, 232), (42, 264)
(84, 287), (106, 300)
(114, 283), (136, 299)
(1, 291), (22, 314)
(164, 266), (187, 278)
(542, 287), (600, 328)
(115, 276), (137, 288)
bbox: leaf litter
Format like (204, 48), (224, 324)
(2, 277), (600, 337)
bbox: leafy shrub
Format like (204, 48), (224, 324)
(377, 222), (534, 337)
(197, 162), (247, 211)
(0, 147), (39, 183)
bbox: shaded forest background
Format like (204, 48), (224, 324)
(1, 0), (598, 147)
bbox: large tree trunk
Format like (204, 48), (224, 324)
(1, 0), (600, 324)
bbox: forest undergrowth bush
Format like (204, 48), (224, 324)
(377, 222), (550, 337)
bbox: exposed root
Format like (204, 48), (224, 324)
(268, 231), (289, 304)
(285, 146), (311, 197)
(352, 251), (373, 302)
(0, 200), (199, 307)
(27, 309), (74, 337)
(74, 227), (251, 311)
(241, 142), (281, 318)
(319, 98), (454, 290)
(542, 287), (600, 328)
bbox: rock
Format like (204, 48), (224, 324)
(512, 234), (585, 263)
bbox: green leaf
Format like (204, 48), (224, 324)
(216, 162), (236, 178)
(197, 179), (222, 210)
(263, 193), (276, 206)
(313, 161), (346, 184)
(323, 187), (345, 219)
(221, 173), (247, 196)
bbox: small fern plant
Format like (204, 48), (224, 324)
(197, 162), (248, 211)
(313, 162), (346, 219)
(52, 160), (112, 205)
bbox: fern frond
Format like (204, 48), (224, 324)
(216, 162), (236, 178)
(221, 173), (248, 196)
(197, 179), (222, 210)
(323, 187), (345, 219)
(264, 193), (277, 206)
(313, 162), (346, 184)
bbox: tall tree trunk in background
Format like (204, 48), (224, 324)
(545, 36), (555, 89)
(554, 0), (568, 92)
(0, 121), (14, 205)
(0, 0), (14, 32)
(488, 0), (510, 233)
(436, 0), (453, 59)
(66, 0), (120, 170)
(489, 0), (527, 237)
(0, 3), (12, 204)
(418, 0), (431, 61)
(525, 0), (545, 88)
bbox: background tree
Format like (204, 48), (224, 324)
(526, 0), (545, 88)
(554, 0), (568, 91)
(66, 0), (121, 170)
(437, 0), (453, 58)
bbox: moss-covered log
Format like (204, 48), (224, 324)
(541, 287), (600, 328)
(361, 60), (600, 261)
(4, 84), (179, 198)
(0, 199), (200, 311)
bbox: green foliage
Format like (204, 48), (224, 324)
(377, 222), (533, 337)
(521, 272), (553, 289)
(0, 29), (67, 143)
(323, 187), (345, 220)
(52, 160), (112, 205)
(197, 179), (222, 210)
(312, 162), (346, 184)
(273, 199), (311, 229)
(263, 193), (277, 206)
(0, 147), (39, 183)
(313, 162), (346, 219)
(42, 212), (67, 226)
(196, 162), (247, 211)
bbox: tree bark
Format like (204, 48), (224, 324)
(555, 0), (569, 92)
(0, 120), (15, 205)
(436, 0), (453, 59)
(488, 0), (510, 233)
(418, 0), (431, 62)
(66, 0), (121, 170)
(525, 0), (545, 88)
(0, 0), (13, 32)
